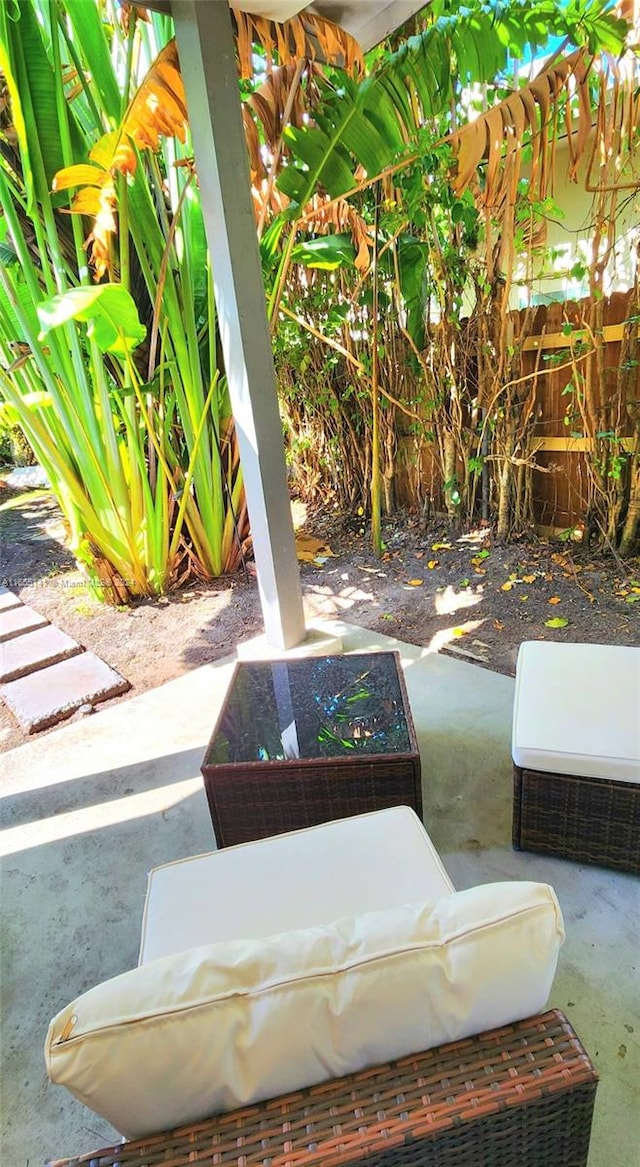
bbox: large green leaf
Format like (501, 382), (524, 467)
(3, 2), (66, 195)
(64, 0), (122, 124)
(396, 235), (429, 350)
(38, 285), (147, 355)
(277, 28), (454, 210)
(0, 273), (43, 344)
(291, 234), (357, 270)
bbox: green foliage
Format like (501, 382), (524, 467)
(277, 0), (626, 212)
(0, 0), (245, 600)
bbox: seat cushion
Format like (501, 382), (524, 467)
(139, 807), (454, 964)
(512, 641), (640, 783)
(46, 881), (564, 1141)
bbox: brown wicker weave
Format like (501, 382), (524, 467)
(513, 764), (640, 874)
(47, 1010), (597, 1167)
(201, 653), (422, 847)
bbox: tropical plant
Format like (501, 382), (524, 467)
(271, 0), (637, 546)
(0, 0), (245, 600)
(0, 0), (362, 601)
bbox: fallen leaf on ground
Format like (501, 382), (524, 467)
(501, 581), (514, 591)
(545, 616), (569, 628)
(520, 594), (528, 601)
(431, 542), (452, 551)
(406, 579), (423, 587)
(494, 619), (505, 630)
(452, 627), (468, 637)
(295, 534), (335, 563)
(625, 594), (640, 603)
(522, 574), (537, 584)
(547, 596), (562, 604)
(427, 559), (439, 569)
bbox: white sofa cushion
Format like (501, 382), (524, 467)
(46, 881), (564, 1140)
(140, 807), (454, 964)
(512, 641), (640, 783)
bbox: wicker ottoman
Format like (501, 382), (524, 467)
(512, 641), (640, 873)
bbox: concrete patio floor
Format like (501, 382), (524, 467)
(1, 621), (638, 1166)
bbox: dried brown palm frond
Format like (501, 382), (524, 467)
(585, 55), (640, 191)
(450, 50), (594, 208)
(232, 8), (364, 79)
(243, 59), (324, 191)
(451, 44), (639, 209)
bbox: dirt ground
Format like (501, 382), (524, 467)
(1, 485), (639, 753)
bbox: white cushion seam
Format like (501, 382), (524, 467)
(55, 902), (557, 1045)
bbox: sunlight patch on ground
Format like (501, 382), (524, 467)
(435, 585), (484, 616)
(290, 499), (308, 530)
(0, 778), (202, 858)
(456, 528), (490, 545)
(303, 583), (376, 619)
(425, 618), (487, 654)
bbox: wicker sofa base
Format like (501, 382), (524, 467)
(513, 765), (640, 874)
(48, 1010), (597, 1167)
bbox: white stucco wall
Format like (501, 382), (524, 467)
(511, 133), (639, 308)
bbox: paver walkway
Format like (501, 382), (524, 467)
(0, 588), (129, 733)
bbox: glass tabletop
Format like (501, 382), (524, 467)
(204, 652), (412, 765)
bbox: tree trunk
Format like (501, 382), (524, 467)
(443, 431), (458, 523)
(496, 417), (516, 541)
(619, 453), (640, 557)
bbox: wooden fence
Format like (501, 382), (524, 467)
(395, 291), (639, 532)
(519, 294), (637, 531)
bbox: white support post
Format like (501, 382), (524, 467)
(172, 0), (306, 650)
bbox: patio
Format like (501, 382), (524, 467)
(1, 622), (638, 1166)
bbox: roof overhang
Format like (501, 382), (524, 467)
(134, 1), (428, 52)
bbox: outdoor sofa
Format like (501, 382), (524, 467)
(46, 807), (598, 1167)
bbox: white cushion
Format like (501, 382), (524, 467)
(512, 641), (640, 784)
(139, 807), (454, 964)
(46, 881), (564, 1140)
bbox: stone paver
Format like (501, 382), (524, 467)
(0, 624), (82, 684)
(1, 652), (130, 733)
(0, 589), (23, 613)
(0, 604), (49, 643)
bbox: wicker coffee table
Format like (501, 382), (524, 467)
(200, 651), (422, 846)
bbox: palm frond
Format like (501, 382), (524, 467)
(232, 8), (364, 79)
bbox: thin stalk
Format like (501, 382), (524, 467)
(55, 11), (104, 132)
(168, 371), (221, 562)
(268, 225), (298, 330)
(117, 15), (137, 293)
(371, 189), (381, 557)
